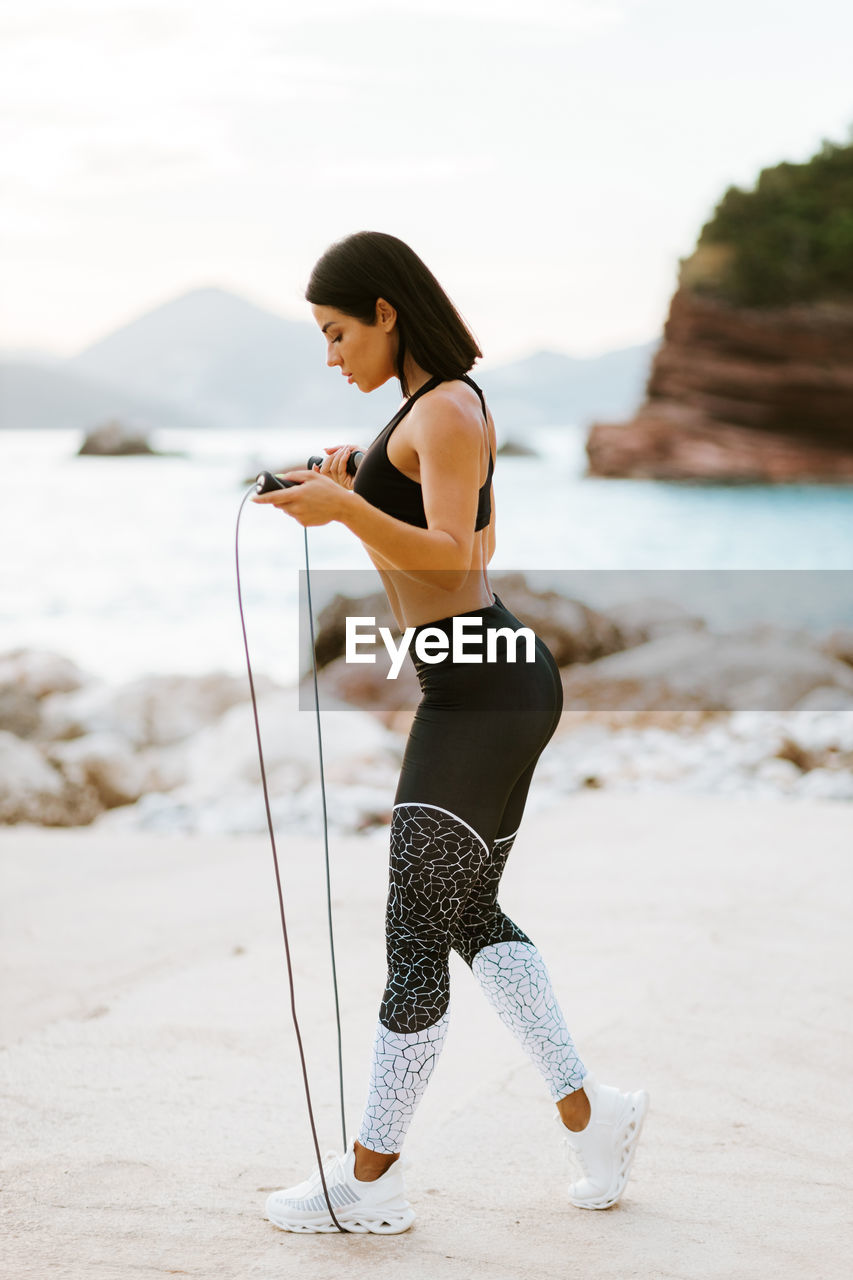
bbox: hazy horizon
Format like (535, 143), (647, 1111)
(2, 0), (851, 365)
(0, 281), (658, 373)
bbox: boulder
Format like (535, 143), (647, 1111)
(45, 733), (153, 809)
(559, 630), (853, 712)
(791, 685), (853, 711)
(487, 572), (630, 665)
(95, 686), (404, 836)
(166, 687), (402, 793)
(39, 672), (271, 748)
(0, 730), (100, 826)
(820, 627), (853, 668)
(309, 589), (397, 673)
(77, 419), (157, 456)
(0, 649), (89, 698)
(595, 596), (707, 648)
(0, 649), (90, 739)
(0, 685), (42, 739)
(299, 649), (421, 716)
(496, 439), (539, 457)
(586, 290), (853, 481)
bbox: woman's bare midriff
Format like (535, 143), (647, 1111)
(361, 383), (497, 633)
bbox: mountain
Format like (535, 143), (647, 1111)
(0, 360), (210, 433)
(68, 286), (401, 432)
(477, 343), (658, 429)
(0, 347), (66, 365)
(1, 285), (656, 433)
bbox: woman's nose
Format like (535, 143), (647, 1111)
(326, 343), (341, 368)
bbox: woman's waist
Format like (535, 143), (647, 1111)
(385, 567), (496, 633)
(408, 593), (554, 673)
(410, 590), (500, 636)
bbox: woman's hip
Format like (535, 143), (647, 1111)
(408, 592), (563, 717)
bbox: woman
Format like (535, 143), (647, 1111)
(253, 231), (648, 1234)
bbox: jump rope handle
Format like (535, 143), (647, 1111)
(255, 450), (364, 494)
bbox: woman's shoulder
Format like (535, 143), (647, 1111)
(409, 376), (495, 461)
(411, 376), (485, 425)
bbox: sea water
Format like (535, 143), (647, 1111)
(1, 424), (851, 685)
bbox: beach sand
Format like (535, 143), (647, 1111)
(2, 790), (851, 1279)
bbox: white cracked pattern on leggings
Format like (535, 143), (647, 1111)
(472, 939), (586, 1100)
(357, 1013), (451, 1154)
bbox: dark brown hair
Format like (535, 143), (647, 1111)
(305, 231), (482, 396)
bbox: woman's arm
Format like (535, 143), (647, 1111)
(336, 494), (467, 592)
(254, 391), (487, 592)
(335, 393), (483, 593)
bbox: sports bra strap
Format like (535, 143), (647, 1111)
(461, 373), (492, 479)
(461, 373), (488, 424)
(390, 372), (491, 470)
(392, 375), (442, 427)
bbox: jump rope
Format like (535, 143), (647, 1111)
(234, 451), (363, 1234)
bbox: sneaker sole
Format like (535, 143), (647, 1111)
(267, 1201), (416, 1235)
(569, 1088), (649, 1210)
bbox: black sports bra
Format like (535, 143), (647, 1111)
(352, 373), (494, 531)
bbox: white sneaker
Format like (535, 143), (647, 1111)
(560, 1073), (649, 1209)
(265, 1144), (416, 1235)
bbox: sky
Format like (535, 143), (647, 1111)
(1, 0), (851, 366)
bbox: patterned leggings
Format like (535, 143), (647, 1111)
(357, 592), (586, 1154)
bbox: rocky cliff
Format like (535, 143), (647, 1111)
(586, 287), (853, 482)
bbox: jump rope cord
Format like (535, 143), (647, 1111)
(235, 487), (348, 1233)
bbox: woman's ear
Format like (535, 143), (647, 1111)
(375, 297), (397, 331)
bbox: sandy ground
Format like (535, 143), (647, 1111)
(2, 790), (852, 1280)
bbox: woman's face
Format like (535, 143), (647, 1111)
(310, 301), (398, 392)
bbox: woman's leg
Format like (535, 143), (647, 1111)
(355, 605), (568, 1173)
(355, 799), (491, 1173)
(450, 757), (587, 1104)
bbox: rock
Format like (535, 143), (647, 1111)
(0, 731), (63, 822)
(39, 672), (269, 748)
(45, 733), (153, 809)
(0, 730), (101, 825)
(488, 572), (630, 666)
(0, 649), (89, 698)
(537, 706), (853, 807)
(820, 627), (853, 668)
(497, 439), (539, 457)
(794, 767), (853, 800)
(754, 757), (802, 790)
(792, 686), (853, 711)
(595, 597), (706, 648)
(309, 589), (397, 673)
(559, 630), (853, 712)
(773, 709), (853, 754)
(0, 649), (90, 738)
(299, 649), (422, 715)
(106, 686), (406, 835)
(7, 628), (853, 833)
(78, 419), (159, 456)
(173, 687), (401, 787)
(0, 686), (42, 738)
(586, 289), (853, 481)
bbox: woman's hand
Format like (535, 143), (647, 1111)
(251, 468), (348, 527)
(314, 444), (361, 491)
